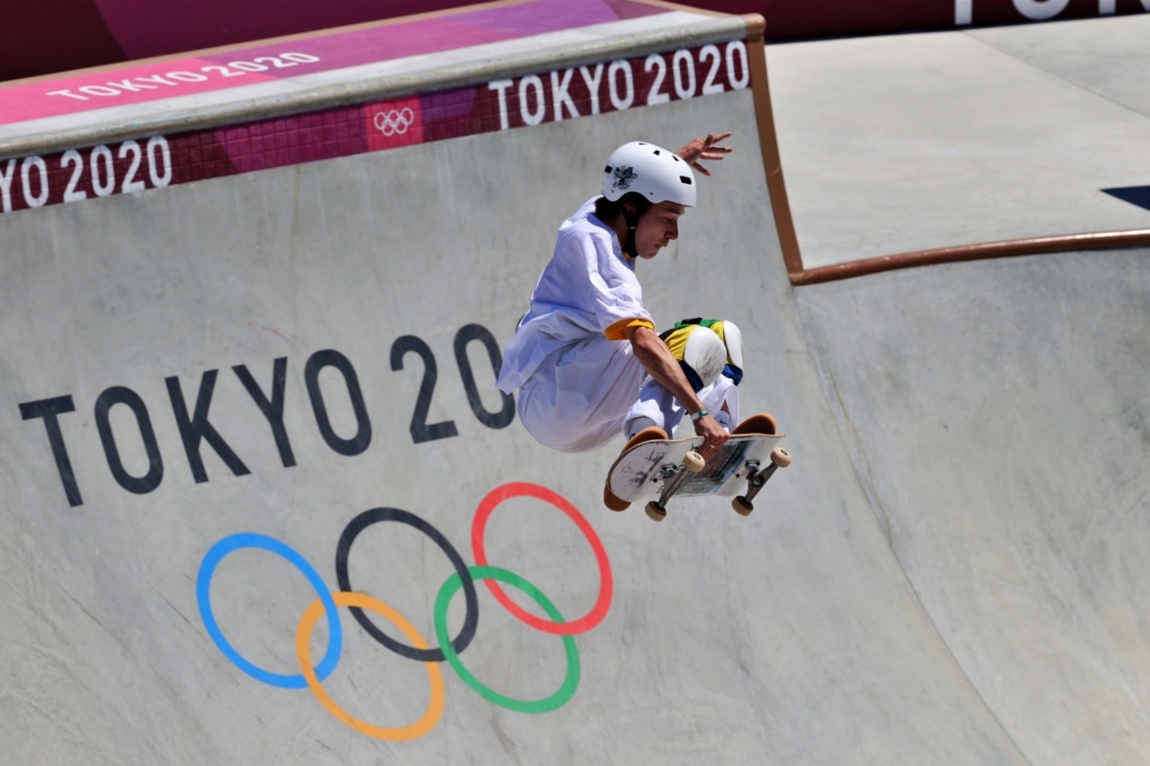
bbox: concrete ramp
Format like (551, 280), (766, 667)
(1, 3), (1148, 763)
(797, 250), (1150, 765)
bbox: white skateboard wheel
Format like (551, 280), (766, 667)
(771, 447), (792, 468)
(683, 450), (706, 472)
(732, 496), (754, 516)
(645, 501), (667, 522)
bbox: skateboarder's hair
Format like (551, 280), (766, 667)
(594, 192), (652, 227)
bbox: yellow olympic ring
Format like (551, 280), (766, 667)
(295, 591), (445, 741)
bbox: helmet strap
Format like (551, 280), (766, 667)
(622, 208), (640, 258)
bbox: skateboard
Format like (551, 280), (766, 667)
(606, 432), (791, 522)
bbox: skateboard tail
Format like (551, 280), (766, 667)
(608, 443), (673, 502)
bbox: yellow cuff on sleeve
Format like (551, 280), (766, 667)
(604, 317), (655, 341)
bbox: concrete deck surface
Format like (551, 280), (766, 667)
(768, 15), (1150, 268)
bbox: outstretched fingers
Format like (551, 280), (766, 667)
(677, 131), (733, 176)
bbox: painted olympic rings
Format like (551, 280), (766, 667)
(373, 107), (415, 136)
(196, 482), (612, 741)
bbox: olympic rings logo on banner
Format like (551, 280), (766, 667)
(195, 482), (612, 741)
(373, 107), (415, 136)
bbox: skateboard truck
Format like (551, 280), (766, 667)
(731, 448), (792, 516)
(644, 449), (705, 522)
(643, 446), (792, 522)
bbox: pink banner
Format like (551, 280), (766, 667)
(0, 0), (662, 126)
(0, 40), (752, 215)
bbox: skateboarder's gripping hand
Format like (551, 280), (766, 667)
(692, 411), (729, 460)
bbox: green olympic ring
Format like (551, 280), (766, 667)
(435, 565), (581, 714)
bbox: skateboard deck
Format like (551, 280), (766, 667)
(606, 432), (790, 521)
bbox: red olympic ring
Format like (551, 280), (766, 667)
(471, 481), (612, 635)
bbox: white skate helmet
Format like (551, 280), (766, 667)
(602, 141), (696, 207)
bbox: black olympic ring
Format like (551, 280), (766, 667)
(334, 507), (478, 662)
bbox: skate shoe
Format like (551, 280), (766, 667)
(732, 413), (778, 436)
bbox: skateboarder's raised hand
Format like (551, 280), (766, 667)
(677, 131), (733, 176)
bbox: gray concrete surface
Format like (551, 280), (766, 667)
(2, 12), (1150, 766)
(797, 249), (1150, 765)
(768, 15), (1150, 269)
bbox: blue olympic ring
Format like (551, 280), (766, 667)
(196, 533), (344, 689)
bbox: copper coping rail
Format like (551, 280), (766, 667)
(788, 229), (1150, 286)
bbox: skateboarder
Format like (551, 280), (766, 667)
(495, 133), (746, 472)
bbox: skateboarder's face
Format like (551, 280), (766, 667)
(633, 201), (685, 260)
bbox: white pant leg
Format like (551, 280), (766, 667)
(625, 372), (740, 439)
(621, 377), (683, 438)
(622, 374), (741, 439)
(517, 337), (647, 452)
(699, 376), (739, 431)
